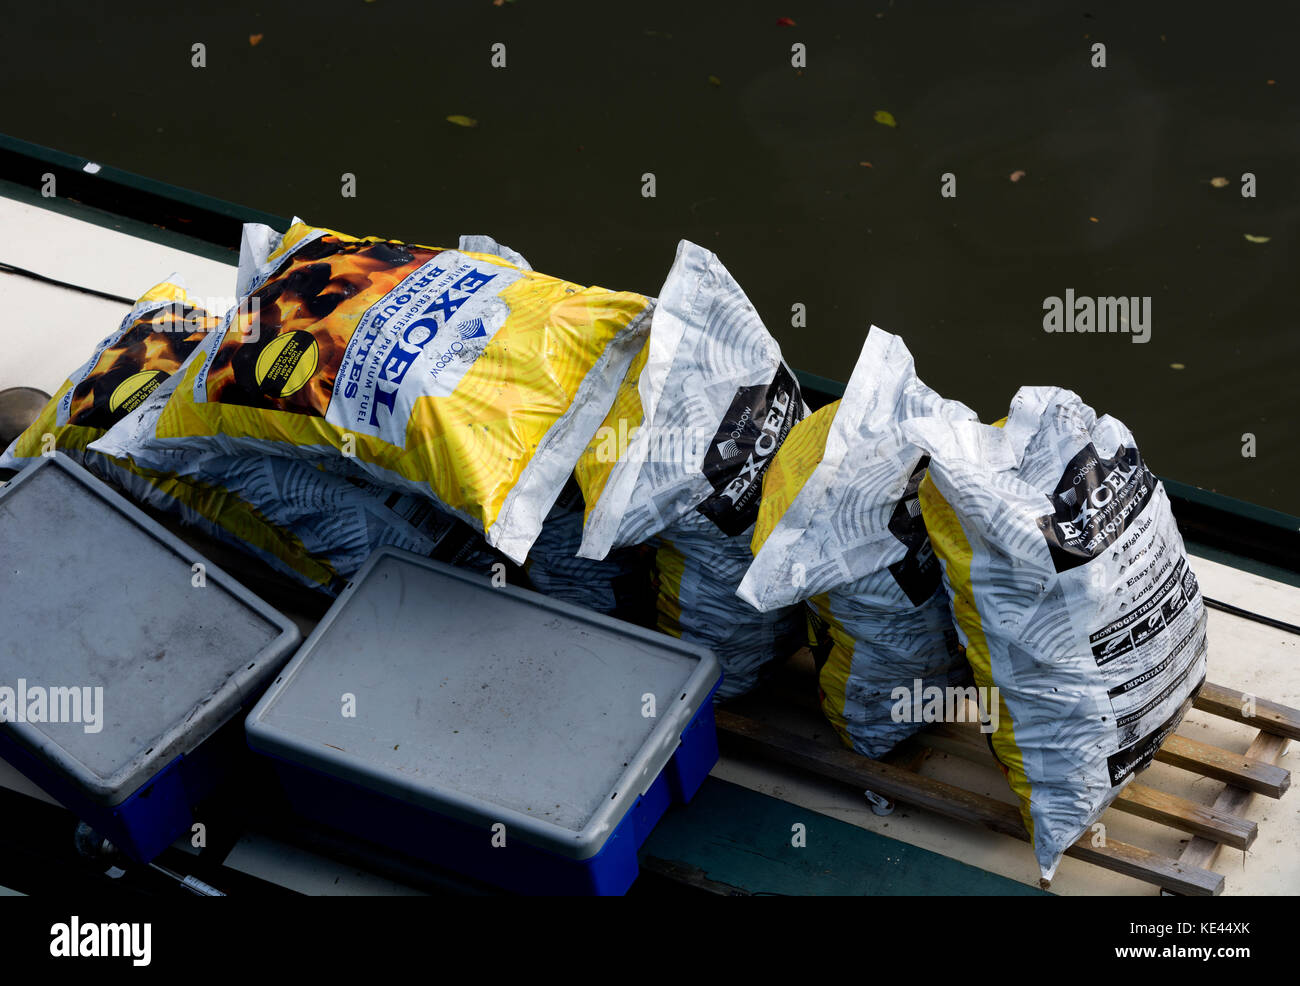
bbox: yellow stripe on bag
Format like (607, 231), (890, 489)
(918, 466), (1035, 841)
(575, 336), (650, 521)
(7, 382), (74, 460)
(652, 539), (686, 639)
(751, 400), (839, 556)
(809, 593), (858, 750)
(748, 401), (854, 746)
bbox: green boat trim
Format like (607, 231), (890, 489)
(0, 132), (285, 259)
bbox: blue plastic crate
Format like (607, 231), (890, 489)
(0, 455), (301, 862)
(246, 547), (722, 895)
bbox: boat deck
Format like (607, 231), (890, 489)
(1, 184), (1295, 896)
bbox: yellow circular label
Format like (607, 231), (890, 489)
(255, 330), (320, 398)
(108, 370), (166, 414)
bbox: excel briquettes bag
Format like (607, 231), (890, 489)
(739, 328), (970, 755)
(2, 277), (495, 591)
(111, 220), (654, 564)
(0, 277), (216, 473)
(575, 241), (807, 697)
(908, 386), (1209, 882)
(577, 240), (807, 558)
(91, 355), (502, 593)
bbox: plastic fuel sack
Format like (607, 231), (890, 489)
(651, 512), (805, 700)
(0, 278), (380, 590)
(0, 273), (500, 593)
(0, 277), (217, 472)
(524, 483), (655, 625)
(90, 348), (502, 594)
(0, 278), (341, 585)
(908, 386), (1209, 882)
(108, 220), (654, 564)
(577, 240), (808, 557)
(739, 328), (970, 755)
(575, 241), (807, 698)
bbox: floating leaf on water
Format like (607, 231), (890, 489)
(1009, 169), (1026, 182)
(249, 33), (264, 46)
(1089, 216), (1099, 223)
(873, 110), (897, 127)
(708, 74), (722, 86)
(1244, 234), (1271, 243)
(1209, 176), (1230, 188)
(446, 114), (478, 128)
(776, 17), (796, 27)
(1170, 363), (1186, 370)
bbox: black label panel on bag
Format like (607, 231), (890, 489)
(696, 364), (804, 537)
(1036, 442), (1156, 574)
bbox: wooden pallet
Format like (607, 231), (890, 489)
(717, 659), (1297, 896)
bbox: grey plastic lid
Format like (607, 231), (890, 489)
(0, 454), (301, 805)
(245, 547), (722, 860)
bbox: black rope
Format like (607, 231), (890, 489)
(0, 261), (135, 305)
(1203, 595), (1300, 637)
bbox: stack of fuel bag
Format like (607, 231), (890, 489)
(2, 224), (1208, 884)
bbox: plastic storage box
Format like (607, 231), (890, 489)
(0, 454), (301, 861)
(246, 547), (722, 895)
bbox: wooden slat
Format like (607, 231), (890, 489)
(1114, 784), (1256, 851)
(881, 740), (932, 774)
(787, 675), (1294, 803)
(917, 721), (1257, 850)
(1194, 681), (1300, 741)
(1173, 731), (1291, 885)
(1059, 839), (1221, 894)
(1155, 733), (1290, 797)
(716, 710), (1224, 895)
